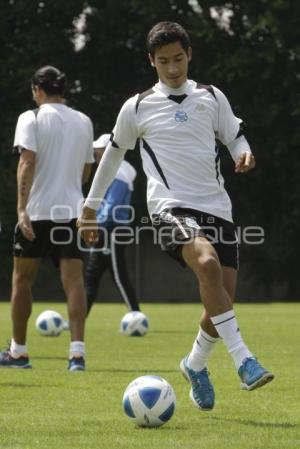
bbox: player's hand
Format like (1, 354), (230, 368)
(18, 210), (35, 241)
(76, 206), (99, 246)
(235, 152), (256, 173)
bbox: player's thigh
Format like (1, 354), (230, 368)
(182, 236), (220, 275)
(59, 258), (84, 286)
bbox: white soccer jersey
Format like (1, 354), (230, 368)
(13, 103), (94, 220)
(111, 79), (251, 222)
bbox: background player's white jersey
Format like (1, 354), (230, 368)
(112, 79), (251, 222)
(14, 103), (94, 220)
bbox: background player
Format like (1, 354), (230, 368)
(85, 134), (140, 315)
(0, 66), (94, 371)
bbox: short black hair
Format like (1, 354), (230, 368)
(147, 21), (190, 56)
(31, 65), (66, 96)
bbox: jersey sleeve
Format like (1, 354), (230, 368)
(112, 95), (139, 150)
(84, 146), (127, 210)
(13, 110), (37, 153)
(213, 86), (252, 161)
(213, 86), (243, 146)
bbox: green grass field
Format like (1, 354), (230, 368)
(0, 302), (299, 449)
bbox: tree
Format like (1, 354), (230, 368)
(0, 0), (84, 290)
(0, 0), (299, 299)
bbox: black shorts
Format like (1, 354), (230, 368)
(152, 208), (239, 269)
(13, 219), (85, 266)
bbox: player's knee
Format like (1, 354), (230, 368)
(13, 269), (35, 287)
(61, 271), (84, 293)
(196, 254), (221, 281)
(60, 272), (74, 290)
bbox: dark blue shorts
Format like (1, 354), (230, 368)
(13, 219), (85, 266)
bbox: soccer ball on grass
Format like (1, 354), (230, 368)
(35, 310), (64, 336)
(122, 375), (176, 427)
(120, 311), (149, 336)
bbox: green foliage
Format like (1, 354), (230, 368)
(0, 0), (299, 297)
(0, 302), (299, 448)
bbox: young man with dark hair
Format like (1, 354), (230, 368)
(78, 22), (274, 407)
(0, 66), (94, 371)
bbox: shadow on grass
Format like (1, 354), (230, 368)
(130, 424), (189, 431)
(210, 416), (297, 429)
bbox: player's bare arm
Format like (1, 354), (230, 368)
(17, 148), (36, 240)
(82, 163), (93, 185)
(235, 151), (256, 173)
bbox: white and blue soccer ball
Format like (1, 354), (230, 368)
(120, 311), (149, 336)
(35, 310), (64, 337)
(122, 375), (176, 427)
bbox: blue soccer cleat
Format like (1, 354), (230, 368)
(180, 356), (215, 410)
(68, 356), (85, 371)
(0, 350), (32, 369)
(238, 357), (274, 390)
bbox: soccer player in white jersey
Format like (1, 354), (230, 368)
(78, 22), (274, 407)
(0, 66), (94, 371)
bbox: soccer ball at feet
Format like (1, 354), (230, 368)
(120, 311), (149, 336)
(122, 375), (176, 427)
(35, 310), (64, 336)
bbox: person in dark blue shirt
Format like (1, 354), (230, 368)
(85, 134), (140, 314)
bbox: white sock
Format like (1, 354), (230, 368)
(69, 341), (85, 359)
(211, 310), (253, 369)
(10, 339), (28, 358)
(187, 328), (219, 372)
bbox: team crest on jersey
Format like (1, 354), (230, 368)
(175, 110), (188, 122)
(195, 103), (205, 112)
